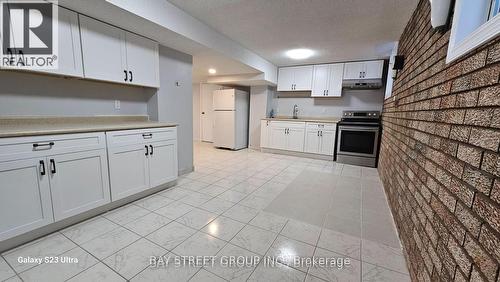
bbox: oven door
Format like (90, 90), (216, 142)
(337, 125), (379, 158)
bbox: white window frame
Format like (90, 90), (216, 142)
(447, 0), (500, 63)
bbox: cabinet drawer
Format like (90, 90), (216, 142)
(106, 127), (177, 147)
(270, 121), (305, 129)
(306, 122), (336, 131)
(0, 133), (106, 163)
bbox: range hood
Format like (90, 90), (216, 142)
(342, 79), (383, 89)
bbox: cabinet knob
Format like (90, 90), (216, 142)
(124, 70), (128, 81)
(129, 71), (133, 82)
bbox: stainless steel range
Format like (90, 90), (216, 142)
(336, 111), (381, 167)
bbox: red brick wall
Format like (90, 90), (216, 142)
(378, 0), (500, 281)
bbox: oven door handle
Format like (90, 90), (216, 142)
(338, 126), (379, 132)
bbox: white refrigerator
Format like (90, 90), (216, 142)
(213, 89), (249, 150)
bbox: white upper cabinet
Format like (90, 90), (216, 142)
(311, 63), (344, 97)
(343, 62), (365, 80)
(277, 66), (313, 91)
(79, 15), (127, 84)
(344, 60), (384, 79)
(277, 68), (295, 91)
(293, 66), (314, 91)
(363, 60), (384, 79)
(124, 32), (160, 88)
(3, 6), (83, 78)
(79, 15), (160, 88)
(44, 6), (83, 77)
(311, 65), (330, 97)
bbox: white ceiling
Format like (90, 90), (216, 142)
(193, 50), (260, 83)
(167, 0), (418, 66)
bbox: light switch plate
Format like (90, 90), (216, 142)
(114, 100), (121, 110)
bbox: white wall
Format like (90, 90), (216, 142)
(249, 85), (275, 148)
(192, 83), (201, 141)
(0, 71), (150, 116)
(274, 89), (385, 118)
(148, 46), (193, 175)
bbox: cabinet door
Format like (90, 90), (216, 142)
(364, 60), (384, 79)
(45, 7), (83, 77)
(277, 68), (294, 91)
(327, 63), (344, 97)
(311, 65), (330, 97)
(343, 62), (365, 79)
(287, 127), (305, 152)
(320, 130), (336, 156)
(149, 141), (178, 188)
(2, 6), (83, 77)
(293, 66), (313, 91)
(125, 32), (160, 88)
(304, 129), (321, 154)
(108, 144), (150, 201)
(269, 126), (287, 150)
(48, 150), (111, 221)
(260, 120), (270, 148)
(0, 159), (53, 240)
(79, 15), (127, 84)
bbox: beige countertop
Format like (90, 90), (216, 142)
(0, 116), (177, 138)
(261, 116), (340, 123)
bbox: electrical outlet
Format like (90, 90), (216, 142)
(114, 100), (121, 110)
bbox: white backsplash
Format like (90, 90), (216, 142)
(273, 89), (385, 118)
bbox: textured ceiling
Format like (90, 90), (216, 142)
(193, 50), (260, 83)
(167, 0), (418, 66)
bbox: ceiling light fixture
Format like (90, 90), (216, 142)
(285, 49), (314, 60)
(208, 68), (217, 74)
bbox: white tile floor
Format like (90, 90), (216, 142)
(0, 142), (410, 282)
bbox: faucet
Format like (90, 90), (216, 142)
(293, 104), (299, 119)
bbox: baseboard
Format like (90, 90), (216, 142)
(261, 148), (334, 160)
(179, 166), (194, 176)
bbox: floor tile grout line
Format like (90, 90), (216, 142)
(243, 217), (289, 281)
(60, 232), (130, 282)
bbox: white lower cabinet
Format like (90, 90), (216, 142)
(260, 120), (270, 148)
(107, 127), (178, 201)
(269, 125), (288, 150)
(0, 158), (54, 241)
(0, 132), (110, 240)
(304, 123), (336, 156)
(304, 129), (322, 154)
(108, 144), (150, 201)
(149, 140), (178, 188)
(268, 121), (305, 152)
(287, 128), (306, 152)
(319, 130), (336, 156)
(49, 150), (110, 221)
(0, 127), (177, 241)
(262, 120), (335, 156)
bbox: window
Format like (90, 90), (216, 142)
(447, 0), (500, 63)
(490, 0), (500, 19)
